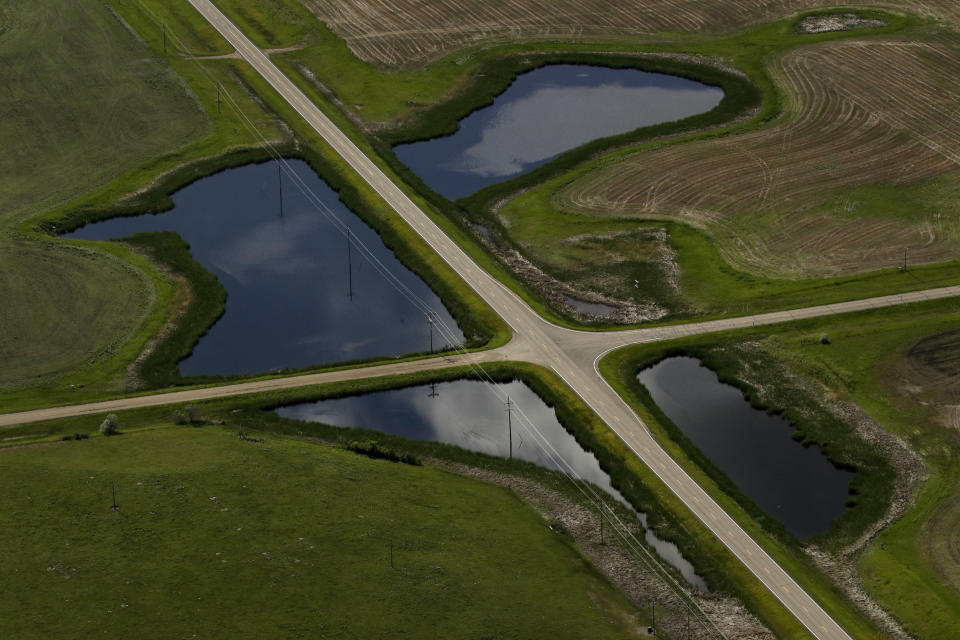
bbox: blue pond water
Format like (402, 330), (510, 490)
(638, 357), (854, 540)
(276, 378), (708, 591)
(66, 160), (463, 376)
(394, 64), (724, 199)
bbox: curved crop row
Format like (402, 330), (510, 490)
(560, 40), (960, 276)
(300, 0), (960, 66)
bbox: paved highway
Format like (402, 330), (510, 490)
(15, 1), (960, 637)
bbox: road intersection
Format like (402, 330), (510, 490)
(9, 1), (960, 637)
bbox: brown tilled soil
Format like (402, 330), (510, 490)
(300, 0), (960, 67)
(900, 329), (960, 396)
(561, 38), (960, 277)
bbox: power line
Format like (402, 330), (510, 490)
(136, 9), (724, 635)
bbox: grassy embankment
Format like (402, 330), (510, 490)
(223, 3), (960, 328)
(601, 297), (960, 640)
(2, 0), (508, 413)
(0, 425), (649, 639)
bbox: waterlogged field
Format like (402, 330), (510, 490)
(393, 64), (722, 199)
(0, 0), (298, 406)
(6, 1), (960, 638)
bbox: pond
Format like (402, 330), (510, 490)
(394, 64), (724, 200)
(637, 357), (853, 540)
(275, 378), (708, 591)
(66, 159), (463, 376)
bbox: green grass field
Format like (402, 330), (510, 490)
(0, 426), (646, 639)
(0, 0), (207, 391)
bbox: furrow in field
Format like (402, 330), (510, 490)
(558, 40), (960, 277)
(300, 0), (960, 66)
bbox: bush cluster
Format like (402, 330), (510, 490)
(346, 440), (421, 466)
(99, 414), (119, 436)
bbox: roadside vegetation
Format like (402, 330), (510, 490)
(601, 298), (960, 639)
(0, 425), (649, 639)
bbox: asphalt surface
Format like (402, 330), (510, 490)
(12, 1), (960, 637)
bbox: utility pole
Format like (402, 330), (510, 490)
(389, 539), (394, 568)
(162, 24), (167, 54)
(111, 484), (118, 511)
(346, 229), (353, 300)
(651, 598), (656, 631)
(903, 247), (908, 271)
(427, 313), (434, 352)
(277, 163), (283, 217)
(217, 83), (222, 115)
(505, 397), (513, 460)
(428, 382), (439, 398)
(599, 506), (604, 544)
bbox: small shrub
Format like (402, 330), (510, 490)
(99, 414), (119, 436)
(820, 333), (831, 345)
(346, 440), (421, 466)
(173, 406), (203, 426)
(185, 404), (202, 426)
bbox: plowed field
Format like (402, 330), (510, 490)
(560, 40), (960, 276)
(301, 0), (960, 66)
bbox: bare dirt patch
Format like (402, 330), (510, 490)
(900, 329), (960, 399)
(795, 13), (887, 34)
